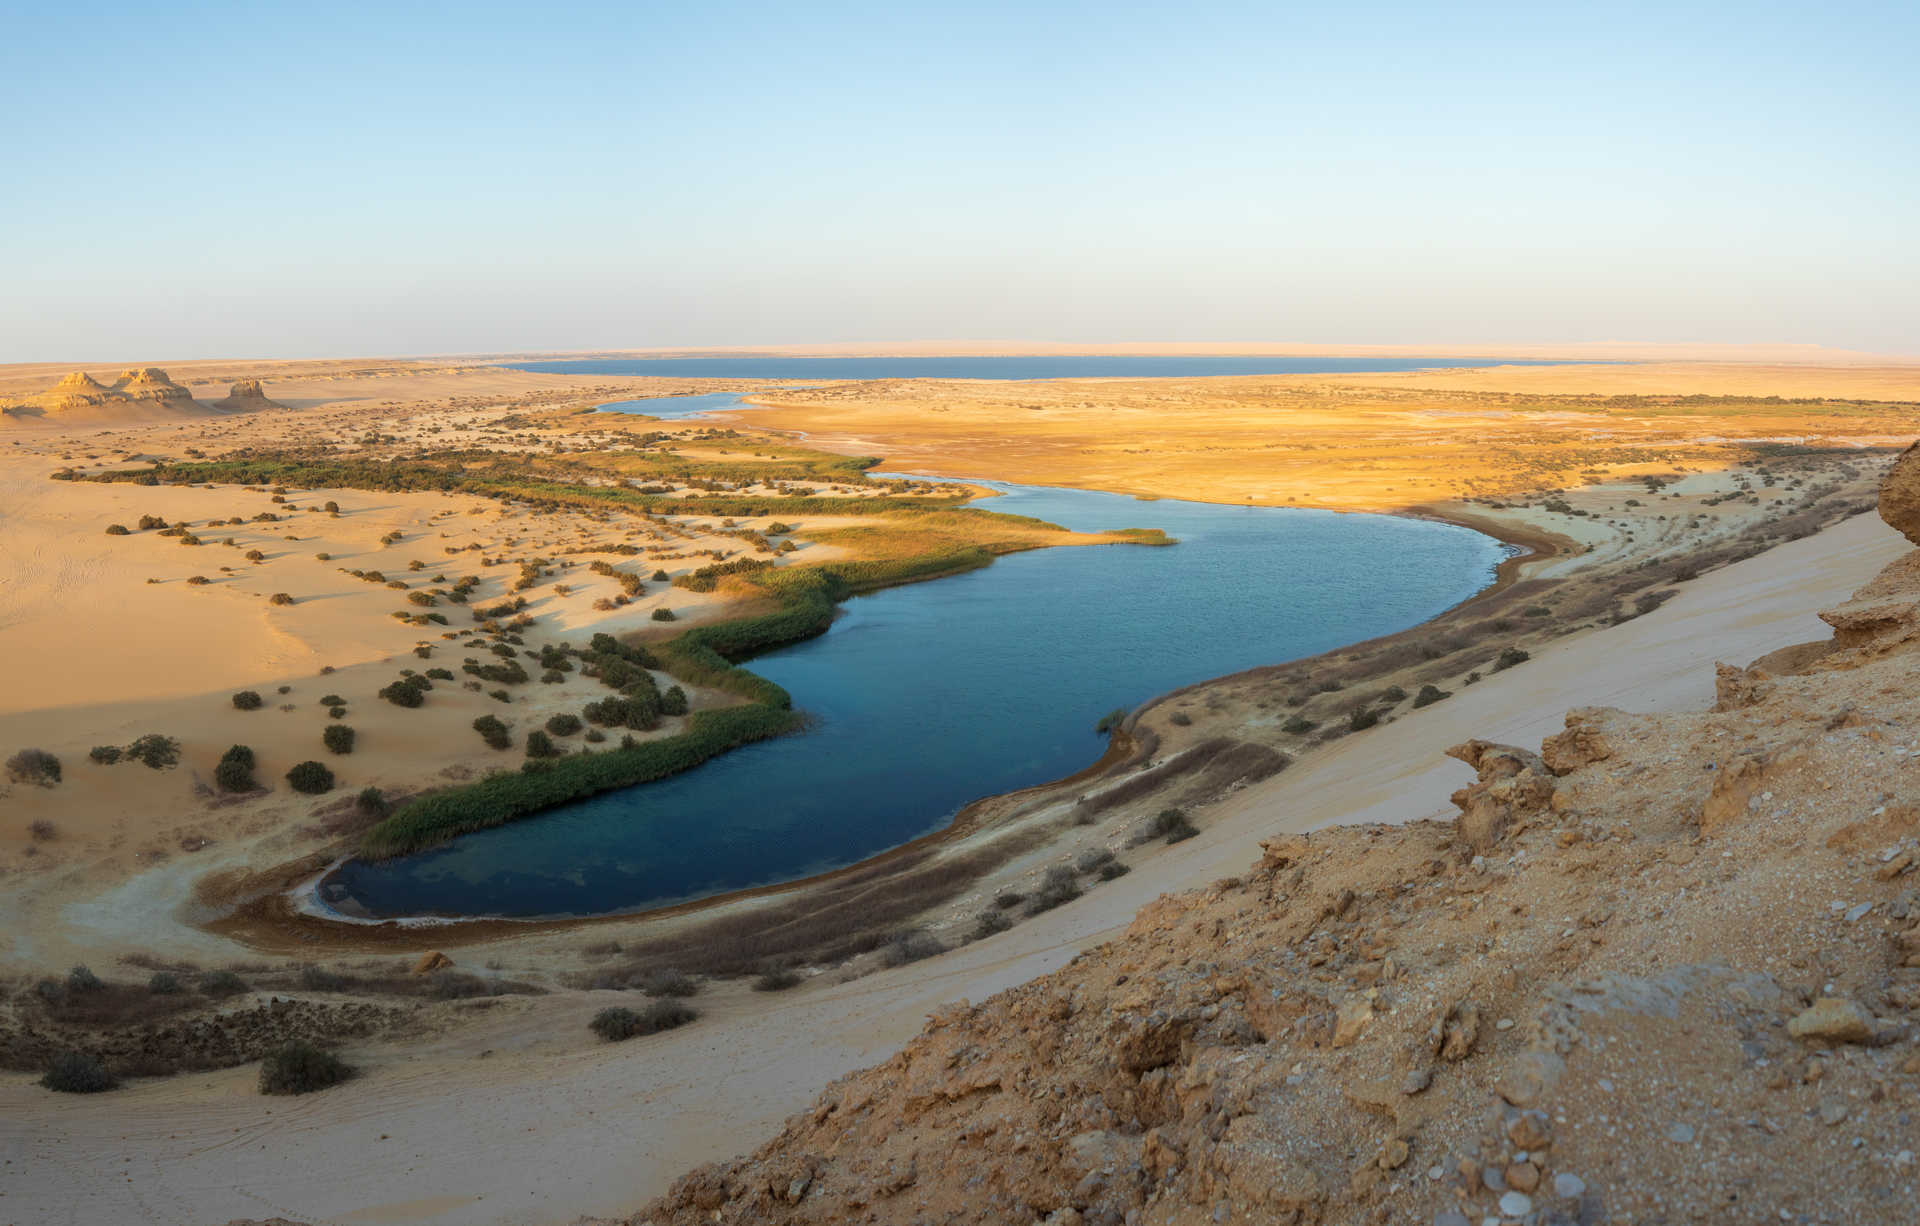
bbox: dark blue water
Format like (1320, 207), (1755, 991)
(510, 355), (1563, 381)
(326, 483), (1505, 920)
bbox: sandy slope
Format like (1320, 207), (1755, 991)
(2, 509), (1903, 1226)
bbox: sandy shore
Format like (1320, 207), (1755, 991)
(2, 501), (1904, 1226)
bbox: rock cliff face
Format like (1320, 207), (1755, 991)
(636, 448), (1920, 1226)
(109, 366), (195, 404)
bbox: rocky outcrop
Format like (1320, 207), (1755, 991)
(110, 367), (195, 404)
(5, 367), (206, 421)
(1443, 739), (1556, 851)
(213, 379), (288, 411)
(1877, 440), (1920, 545)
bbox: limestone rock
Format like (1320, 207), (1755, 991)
(1877, 440), (1920, 545)
(1446, 740), (1556, 851)
(1700, 752), (1771, 833)
(412, 950), (454, 975)
(1787, 997), (1874, 1045)
(1331, 994), (1373, 1047)
(1540, 708), (1620, 774)
(1712, 662), (1775, 712)
(216, 379), (289, 411)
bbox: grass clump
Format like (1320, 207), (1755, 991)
(881, 929), (945, 967)
(1142, 807), (1198, 845)
(1023, 866), (1083, 916)
(752, 967), (803, 992)
(638, 969), (699, 998)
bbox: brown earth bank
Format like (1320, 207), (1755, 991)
(626, 450), (1920, 1226)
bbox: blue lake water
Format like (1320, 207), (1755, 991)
(509, 355), (1562, 382)
(326, 483), (1506, 920)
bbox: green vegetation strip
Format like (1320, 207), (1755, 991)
(359, 704), (803, 858)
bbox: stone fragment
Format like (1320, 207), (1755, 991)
(1504, 1161), (1540, 1192)
(1498, 1191), (1534, 1217)
(1332, 994), (1373, 1047)
(1787, 997), (1875, 1045)
(412, 950), (453, 974)
(1553, 1172), (1587, 1199)
(1504, 1108), (1552, 1151)
(1876, 439), (1920, 545)
(1378, 1138), (1410, 1170)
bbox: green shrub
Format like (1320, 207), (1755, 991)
(215, 744), (257, 792)
(124, 734), (180, 770)
(660, 686), (689, 716)
(1349, 707), (1380, 732)
(1098, 861), (1131, 881)
(104, 523), (130, 535)
(286, 760), (335, 794)
(66, 965), (103, 993)
(1412, 684), (1451, 708)
(269, 592), (295, 606)
(589, 1000), (697, 1041)
(148, 971), (183, 994)
(972, 909), (1013, 939)
(650, 607), (676, 622)
(6, 748), (61, 786)
(524, 730), (560, 759)
(89, 745), (123, 764)
(319, 694), (345, 707)
(651, 569), (670, 581)
(356, 786), (389, 818)
(1145, 807), (1198, 844)
(544, 713), (583, 737)
(379, 676), (429, 708)
(323, 725), (356, 755)
(41, 1051), (116, 1094)
(1493, 647), (1531, 672)
(259, 1040), (353, 1095)
(471, 714), (512, 750)
(1281, 716), (1317, 735)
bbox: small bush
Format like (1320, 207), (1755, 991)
(319, 694), (345, 707)
(286, 761), (335, 794)
(148, 971), (183, 994)
(104, 523), (130, 535)
(1098, 861), (1131, 881)
(752, 968), (803, 992)
(269, 592), (296, 606)
(472, 714), (512, 750)
(1281, 716), (1317, 735)
(972, 909), (1013, 940)
(66, 965), (103, 993)
(1075, 848), (1115, 873)
(544, 713), (583, 737)
(41, 1051), (116, 1094)
(200, 970), (248, 997)
(29, 819), (57, 841)
(660, 685), (689, 716)
(125, 734), (180, 770)
(524, 730), (560, 759)
(1024, 866), (1083, 916)
(323, 725), (356, 755)
(259, 1040), (353, 1095)
(89, 745), (122, 764)
(6, 748), (61, 786)
(232, 690), (264, 711)
(215, 744), (257, 793)
(1348, 707), (1380, 732)
(650, 607), (676, 622)
(639, 969), (699, 998)
(1145, 807), (1198, 844)
(1412, 684), (1451, 709)
(1493, 647), (1531, 672)
(356, 786), (389, 817)
(651, 569), (669, 581)
(590, 999), (698, 1041)
(994, 891), (1024, 910)
(882, 929), (945, 967)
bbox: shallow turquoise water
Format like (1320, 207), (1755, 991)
(326, 482), (1504, 919)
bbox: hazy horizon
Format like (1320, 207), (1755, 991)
(3, 1), (1914, 361)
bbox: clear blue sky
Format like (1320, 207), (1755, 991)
(3, 1), (1914, 360)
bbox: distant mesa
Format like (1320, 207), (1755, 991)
(214, 378), (289, 412)
(2, 366), (235, 425)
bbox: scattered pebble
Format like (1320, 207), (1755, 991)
(1667, 1123), (1695, 1144)
(1554, 1172), (1586, 1198)
(1498, 1191), (1533, 1217)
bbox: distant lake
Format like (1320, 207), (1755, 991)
(507, 355), (1562, 381)
(324, 483), (1505, 920)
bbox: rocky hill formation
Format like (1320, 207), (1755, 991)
(633, 446), (1920, 1225)
(211, 378), (288, 411)
(2, 366), (209, 423)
